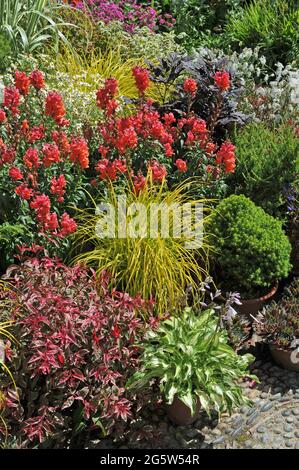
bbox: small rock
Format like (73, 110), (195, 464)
(246, 410), (260, 425)
(231, 426), (244, 438)
(273, 427), (282, 434)
(213, 436), (225, 445)
(286, 417), (294, 423)
(283, 434), (293, 439)
(292, 408), (299, 416)
(270, 393), (281, 400)
(284, 424), (293, 433)
(257, 426), (266, 433)
(294, 430), (299, 438)
(243, 440), (253, 449)
(231, 416), (244, 428)
(261, 435), (270, 444)
(185, 428), (200, 439)
(240, 406), (249, 414)
(282, 410), (291, 417)
(261, 401), (273, 412)
(260, 392), (269, 399)
(266, 377), (277, 385)
(285, 441), (294, 448)
(272, 437), (285, 447)
(279, 396), (290, 403)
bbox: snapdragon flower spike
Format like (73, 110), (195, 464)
(132, 66), (150, 95)
(214, 71), (230, 91)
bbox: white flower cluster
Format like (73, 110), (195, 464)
(198, 46), (299, 124)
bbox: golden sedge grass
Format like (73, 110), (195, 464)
(55, 47), (172, 103)
(71, 177), (213, 317)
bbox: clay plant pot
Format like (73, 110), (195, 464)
(166, 395), (201, 426)
(270, 345), (299, 372)
(236, 282), (279, 321)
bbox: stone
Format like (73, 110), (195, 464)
(273, 427), (282, 434)
(257, 426), (266, 433)
(270, 393), (281, 400)
(292, 408), (299, 416)
(261, 435), (271, 445)
(294, 430), (299, 438)
(185, 428), (200, 439)
(279, 396), (290, 403)
(246, 410), (259, 425)
(261, 401), (273, 412)
(272, 437), (285, 447)
(261, 392), (269, 399)
(283, 424), (293, 433)
(285, 441), (294, 448)
(231, 426), (244, 438)
(283, 434), (293, 439)
(286, 417), (294, 423)
(231, 416), (244, 428)
(240, 406), (250, 414)
(213, 436), (225, 445)
(282, 409), (291, 417)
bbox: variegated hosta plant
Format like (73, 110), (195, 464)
(127, 308), (257, 416)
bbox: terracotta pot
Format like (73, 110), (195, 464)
(236, 282), (279, 321)
(166, 395), (201, 426)
(270, 345), (299, 372)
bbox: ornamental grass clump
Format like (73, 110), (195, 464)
(208, 195), (292, 296)
(127, 308), (256, 416)
(72, 177), (212, 317)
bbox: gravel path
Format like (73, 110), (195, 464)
(88, 357), (299, 450)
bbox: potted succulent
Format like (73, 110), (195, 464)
(208, 195), (292, 318)
(253, 278), (299, 372)
(127, 308), (256, 425)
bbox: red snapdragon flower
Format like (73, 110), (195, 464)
(132, 67), (150, 95)
(50, 175), (67, 202)
(0, 109), (6, 122)
(30, 194), (51, 224)
(216, 141), (236, 173)
(175, 159), (187, 173)
(60, 212), (77, 236)
(149, 161), (167, 182)
(183, 78), (198, 96)
(214, 71), (230, 91)
(45, 92), (66, 124)
(27, 125), (45, 143)
(3, 87), (21, 115)
(133, 173), (146, 194)
(69, 138), (89, 169)
(29, 70), (45, 90)
(9, 167), (23, 181)
(44, 212), (59, 231)
(15, 184), (33, 200)
(96, 158), (118, 181)
(42, 143), (61, 168)
(96, 78), (118, 110)
(15, 70), (30, 95)
(23, 148), (40, 170)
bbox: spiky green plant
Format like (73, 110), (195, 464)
(0, 0), (73, 57)
(72, 177), (212, 316)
